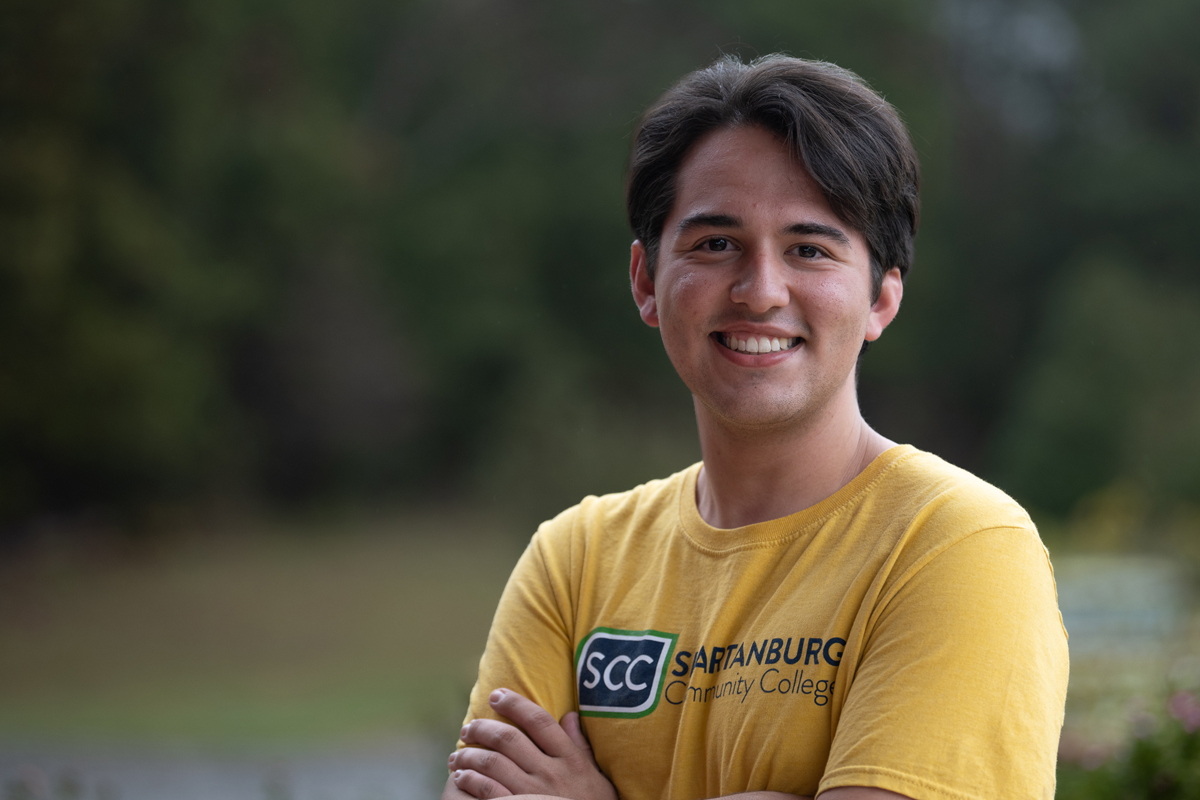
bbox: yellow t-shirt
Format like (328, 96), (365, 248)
(461, 446), (1068, 800)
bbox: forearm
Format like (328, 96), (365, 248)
(441, 774), (474, 800)
(442, 775), (572, 800)
(447, 769), (915, 800)
(497, 795), (808, 800)
(488, 791), (897, 800)
(442, 776), (576, 800)
(442, 784), (809, 800)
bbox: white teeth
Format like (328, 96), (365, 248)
(723, 334), (800, 352)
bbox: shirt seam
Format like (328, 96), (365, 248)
(819, 764), (986, 800)
(531, 527), (575, 653)
(677, 449), (920, 557)
(871, 521), (1056, 637)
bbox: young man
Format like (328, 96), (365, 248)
(442, 55), (1068, 800)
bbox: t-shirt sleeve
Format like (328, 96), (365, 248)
(457, 522), (579, 746)
(819, 525), (1069, 800)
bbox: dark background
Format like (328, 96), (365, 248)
(2, 4), (1200, 791)
(4, 0), (1199, 541)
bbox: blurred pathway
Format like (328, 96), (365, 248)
(0, 739), (441, 800)
(1054, 554), (1196, 759)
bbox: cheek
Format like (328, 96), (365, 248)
(655, 272), (721, 372)
(660, 271), (715, 327)
(805, 277), (872, 339)
(664, 270), (703, 301)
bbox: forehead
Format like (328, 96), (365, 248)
(668, 125), (844, 232)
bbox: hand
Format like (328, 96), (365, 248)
(449, 688), (619, 800)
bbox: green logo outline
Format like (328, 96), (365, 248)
(574, 626), (679, 719)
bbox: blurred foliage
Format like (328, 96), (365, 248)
(988, 0), (1200, 519)
(1, 0), (1197, 534)
(997, 260), (1200, 513)
(1059, 691), (1200, 799)
(0, 512), (518, 743)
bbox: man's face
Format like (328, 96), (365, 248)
(630, 124), (902, 434)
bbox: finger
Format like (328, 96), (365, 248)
(452, 768), (514, 800)
(560, 711), (594, 757)
(460, 718), (545, 773)
(489, 688), (576, 759)
(449, 747), (529, 794)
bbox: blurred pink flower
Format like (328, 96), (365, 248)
(1168, 690), (1200, 733)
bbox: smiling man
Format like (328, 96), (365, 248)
(442, 56), (1068, 800)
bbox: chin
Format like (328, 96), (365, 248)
(699, 392), (812, 432)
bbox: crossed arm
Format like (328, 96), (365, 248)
(441, 689), (910, 800)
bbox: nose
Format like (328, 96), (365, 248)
(729, 249), (790, 314)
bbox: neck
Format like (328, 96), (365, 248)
(694, 383), (895, 529)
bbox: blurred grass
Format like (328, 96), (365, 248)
(0, 510), (524, 747)
(8, 505), (1200, 797)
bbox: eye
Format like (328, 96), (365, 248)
(701, 237), (731, 252)
(794, 245), (823, 259)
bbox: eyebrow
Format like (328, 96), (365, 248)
(784, 222), (852, 247)
(676, 213), (741, 235)
(675, 214), (853, 248)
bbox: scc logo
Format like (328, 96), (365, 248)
(575, 628), (678, 718)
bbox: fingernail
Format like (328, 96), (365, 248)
(447, 753), (456, 767)
(460, 725), (469, 739)
(453, 770), (462, 780)
(489, 689), (506, 703)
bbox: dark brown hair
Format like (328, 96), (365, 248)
(627, 55), (920, 297)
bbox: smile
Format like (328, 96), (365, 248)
(717, 333), (801, 354)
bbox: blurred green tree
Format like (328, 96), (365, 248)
(989, 0), (1200, 520)
(0, 0), (258, 521)
(1, 0), (1195, 534)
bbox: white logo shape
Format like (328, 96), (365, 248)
(575, 629), (675, 716)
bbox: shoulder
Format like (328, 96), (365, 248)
(868, 447), (1049, 579)
(878, 446), (1034, 534)
(529, 463), (700, 558)
(856, 451), (1068, 664)
(826, 456), (1066, 800)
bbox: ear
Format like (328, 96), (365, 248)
(630, 240), (659, 328)
(865, 268), (902, 342)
